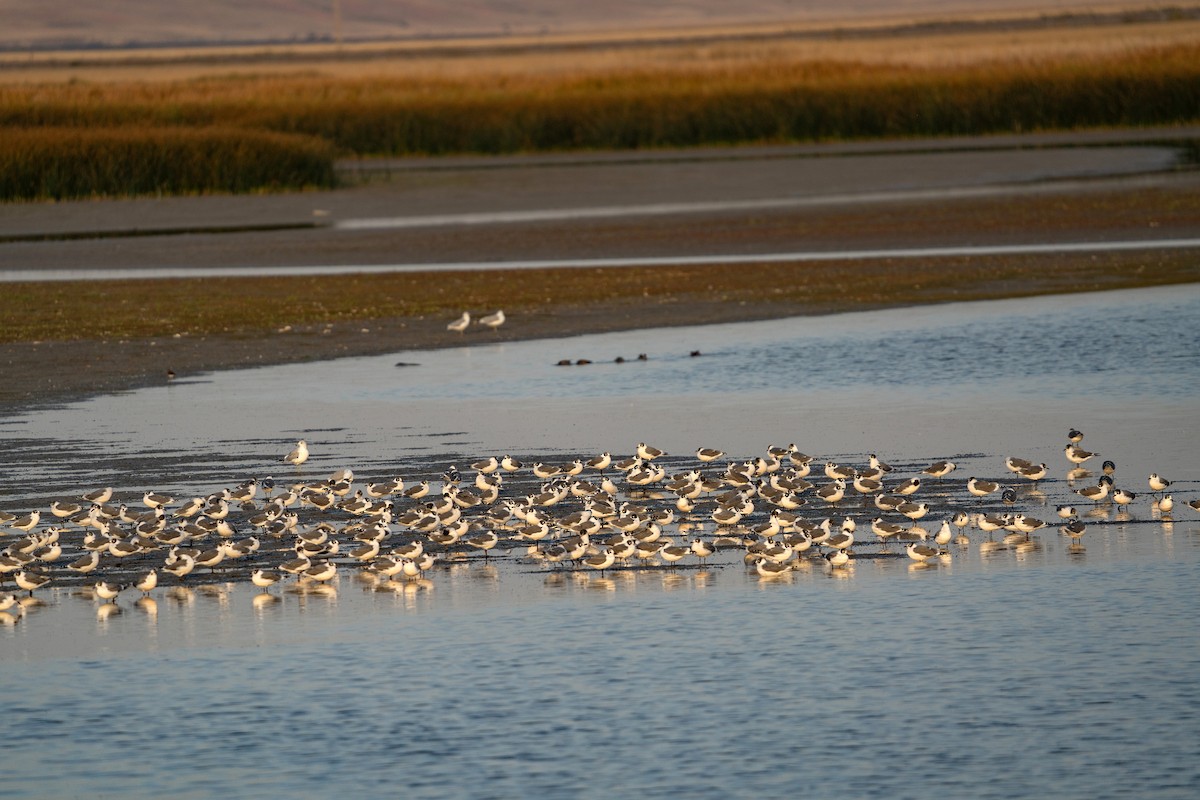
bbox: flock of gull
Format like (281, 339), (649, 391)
(0, 427), (1193, 619)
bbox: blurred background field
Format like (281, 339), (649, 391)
(2, 3), (1199, 200)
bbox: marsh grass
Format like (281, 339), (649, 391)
(0, 126), (336, 200)
(2, 37), (1199, 199)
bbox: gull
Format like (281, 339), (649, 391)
(906, 543), (940, 563)
(660, 543), (690, 567)
(755, 559), (792, 579)
(373, 556), (407, 579)
(1013, 515), (1046, 534)
(899, 501), (929, 520)
(921, 460), (956, 479)
(583, 546), (616, 574)
(367, 478), (403, 497)
(8, 511), (40, 532)
(403, 481), (431, 499)
(875, 494), (904, 512)
(1076, 481), (1110, 504)
(193, 546), (226, 572)
(478, 309), (505, 331)
(824, 462), (856, 480)
(251, 569), (281, 590)
(173, 497), (205, 519)
(1056, 505), (1078, 519)
(1188, 499), (1200, 514)
(532, 462), (559, 479)
(471, 456), (499, 475)
(1019, 463), (1048, 481)
(447, 312), (471, 333)
(894, 478), (922, 496)
(825, 530), (854, 551)
(501, 455), (523, 472)
(637, 442), (666, 461)
(399, 558), (424, 580)
(689, 538), (715, 564)
(228, 481), (258, 504)
(696, 447), (725, 463)
(143, 491), (174, 509)
(1005, 456), (1036, 474)
(50, 501), (83, 518)
(1148, 473), (1172, 494)
(163, 553), (196, 579)
(816, 480), (846, 505)
(203, 498), (230, 520)
(15, 570), (51, 595)
(868, 454), (893, 474)
(283, 439), (309, 468)
(934, 520), (954, 547)
(82, 487), (114, 504)
(1061, 518), (1087, 542)
(1064, 444), (1099, 465)
(279, 554), (312, 578)
(825, 550), (850, 567)
(94, 580), (122, 602)
(872, 518), (907, 543)
(711, 507), (743, 526)
(304, 561), (338, 583)
(1068, 428), (1085, 443)
(68, 551), (102, 575)
(35, 543), (61, 563)
(577, 453), (610, 475)
(1112, 488), (1137, 507)
(135, 569), (158, 595)
(966, 477), (1001, 499)
(852, 475), (883, 495)
(466, 530), (499, 558)
(977, 514), (1008, 533)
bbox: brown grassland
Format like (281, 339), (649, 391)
(1, 11), (1199, 199)
(2, 7), (1200, 406)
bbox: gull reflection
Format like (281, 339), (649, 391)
(134, 597), (158, 619)
(96, 602), (123, 626)
(166, 587), (195, 608)
(252, 592), (281, 613)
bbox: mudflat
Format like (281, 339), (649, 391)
(3, 133), (1200, 410)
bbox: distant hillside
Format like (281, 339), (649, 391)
(0, 0), (1176, 51)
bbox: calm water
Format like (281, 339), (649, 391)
(2, 285), (1199, 798)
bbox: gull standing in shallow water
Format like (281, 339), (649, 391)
(478, 309), (505, 331)
(1148, 473), (1172, 495)
(966, 477), (1001, 499)
(283, 439), (309, 468)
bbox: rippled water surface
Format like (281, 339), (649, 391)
(2, 285), (1199, 798)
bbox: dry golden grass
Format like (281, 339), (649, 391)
(3, 9), (1199, 84)
(2, 7), (1198, 199)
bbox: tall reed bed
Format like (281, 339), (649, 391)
(2, 42), (1198, 198)
(0, 126), (337, 200)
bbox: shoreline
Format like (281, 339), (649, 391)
(4, 134), (1200, 414)
(4, 254), (1198, 413)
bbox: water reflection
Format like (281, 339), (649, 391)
(1, 285), (1198, 799)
